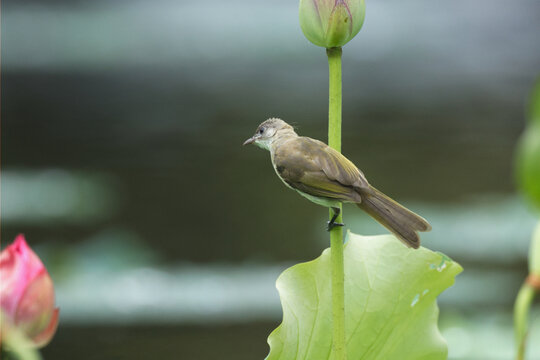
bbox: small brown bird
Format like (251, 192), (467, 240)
(243, 118), (431, 249)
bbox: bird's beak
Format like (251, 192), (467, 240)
(243, 136), (256, 146)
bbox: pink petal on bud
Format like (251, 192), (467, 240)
(15, 270), (57, 338)
(0, 234), (59, 348)
(1, 235), (45, 318)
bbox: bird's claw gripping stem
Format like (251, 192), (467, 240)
(327, 221), (345, 231)
(327, 207), (344, 231)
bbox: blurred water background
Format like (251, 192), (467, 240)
(2, 0), (540, 358)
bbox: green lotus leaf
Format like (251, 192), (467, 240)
(267, 232), (462, 360)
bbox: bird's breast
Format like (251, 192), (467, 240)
(272, 163), (295, 191)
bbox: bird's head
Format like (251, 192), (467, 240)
(243, 118), (296, 150)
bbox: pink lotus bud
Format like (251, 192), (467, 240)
(299, 0), (365, 48)
(0, 235), (59, 348)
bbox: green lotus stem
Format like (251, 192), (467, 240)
(327, 46), (346, 360)
(514, 219), (540, 360)
(514, 281), (536, 360)
(1, 322), (41, 360)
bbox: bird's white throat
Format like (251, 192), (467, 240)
(254, 138), (272, 151)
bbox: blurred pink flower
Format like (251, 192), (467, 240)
(0, 234), (59, 348)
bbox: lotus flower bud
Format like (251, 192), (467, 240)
(0, 235), (59, 348)
(299, 0), (365, 48)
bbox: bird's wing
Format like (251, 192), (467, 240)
(273, 137), (364, 202)
(292, 171), (358, 201)
(315, 141), (370, 190)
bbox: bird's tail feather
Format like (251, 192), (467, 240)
(356, 186), (431, 249)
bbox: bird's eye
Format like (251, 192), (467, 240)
(259, 128), (265, 134)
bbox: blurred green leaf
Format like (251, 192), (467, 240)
(516, 123), (540, 209)
(529, 79), (540, 124)
(267, 232), (462, 360)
